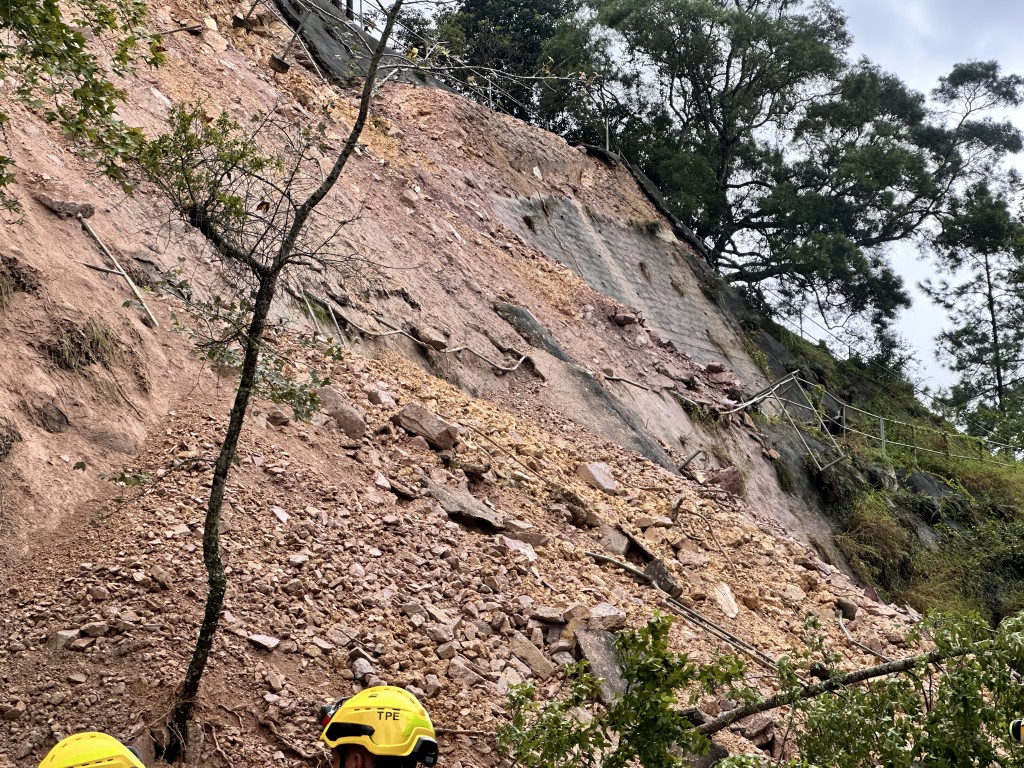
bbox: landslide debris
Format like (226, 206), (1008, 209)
(0, 316), (923, 766)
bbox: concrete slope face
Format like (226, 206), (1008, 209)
(493, 194), (768, 392)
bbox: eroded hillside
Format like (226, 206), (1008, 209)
(0, 1), (923, 765)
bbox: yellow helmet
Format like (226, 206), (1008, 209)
(319, 686), (438, 766)
(38, 733), (145, 768)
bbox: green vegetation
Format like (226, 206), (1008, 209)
(0, 0), (162, 211)
(833, 490), (914, 591)
(626, 218), (661, 236)
(500, 614), (1024, 767)
(410, 0), (1024, 349)
(137, 2), (409, 755)
(808, 441), (1024, 622)
(923, 182), (1024, 446)
(498, 615), (747, 767)
(45, 316), (118, 372)
(0, 271), (13, 311)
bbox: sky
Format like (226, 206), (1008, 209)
(832, 0), (1024, 391)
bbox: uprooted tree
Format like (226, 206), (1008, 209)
(137, 0), (408, 757)
(499, 612), (1024, 767)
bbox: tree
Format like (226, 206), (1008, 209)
(534, 0), (1024, 343)
(0, 0), (161, 211)
(138, 0), (407, 756)
(922, 182), (1024, 443)
(500, 613), (1024, 767)
(497, 614), (746, 768)
(396, 0), (591, 122)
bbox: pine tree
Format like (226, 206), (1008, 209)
(923, 182), (1024, 442)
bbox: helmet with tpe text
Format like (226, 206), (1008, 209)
(38, 733), (146, 768)
(318, 686), (438, 766)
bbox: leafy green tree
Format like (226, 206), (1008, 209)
(922, 182), (1024, 441)
(0, 0), (161, 211)
(502, 613), (1024, 767)
(498, 614), (746, 767)
(400, 0), (587, 121)
(544, 0), (1024, 341)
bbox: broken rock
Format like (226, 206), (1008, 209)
(494, 535), (537, 562)
(576, 462), (618, 494)
(393, 403), (459, 450)
(588, 603), (627, 631)
(575, 629), (626, 704)
(412, 325), (448, 351)
(428, 481), (504, 531)
(600, 525), (630, 556)
(318, 386), (367, 440)
(510, 632), (554, 679)
(708, 466), (745, 497)
(33, 192), (95, 219)
(248, 634), (281, 651)
(711, 583), (740, 619)
(48, 629), (80, 650)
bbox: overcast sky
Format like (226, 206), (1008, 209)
(833, 0), (1024, 391)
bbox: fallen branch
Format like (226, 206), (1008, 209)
(838, 609), (891, 663)
(79, 215), (159, 327)
(79, 261), (122, 275)
(217, 703), (246, 730)
(606, 375), (650, 391)
(435, 727), (494, 738)
(697, 647), (964, 736)
(259, 718), (322, 763)
(672, 495), (736, 577)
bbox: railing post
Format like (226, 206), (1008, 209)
(841, 405), (847, 438)
(912, 425), (917, 465)
(879, 417), (886, 456)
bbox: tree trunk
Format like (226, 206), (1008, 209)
(164, 271), (279, 761)
(983, 253), (1006, 412)
(696, 646), (970, 737)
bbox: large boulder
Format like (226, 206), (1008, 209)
(317, 386), (366, 440)
(392, 403), (459, 450)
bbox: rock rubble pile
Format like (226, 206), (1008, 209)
(1, 316), (923, 766)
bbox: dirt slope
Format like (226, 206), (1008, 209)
(0, 2), (922, 766)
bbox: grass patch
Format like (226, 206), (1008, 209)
(626, 218), (660, 236)
(0, 270), (13, 310)
(46, 316), (118, 372)
(835, 491), (915, 592)
(0, 254), (41, 310)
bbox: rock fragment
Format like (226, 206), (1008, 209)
(576, 462), (618, 494)
(33, 192), (95, 219)
(318, 386), (367, 440)
(711, 583), (740, 619)
(588, 603), (627, 631)
(48, 629), (80, 650)
(836, 597), (858, 621)
(494, 535), (537, 562)
(510, 632), (554, 679)
(393, 403), (459, 450)
(248, 634), (281, 651)
(575, 629), (626, 704)
(428, 481), (505, 530)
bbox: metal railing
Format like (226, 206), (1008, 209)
(726, 372), (1021, 469)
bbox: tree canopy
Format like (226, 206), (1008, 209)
(416, 0), (1024, 350)
(922, 181), (1024, 443)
